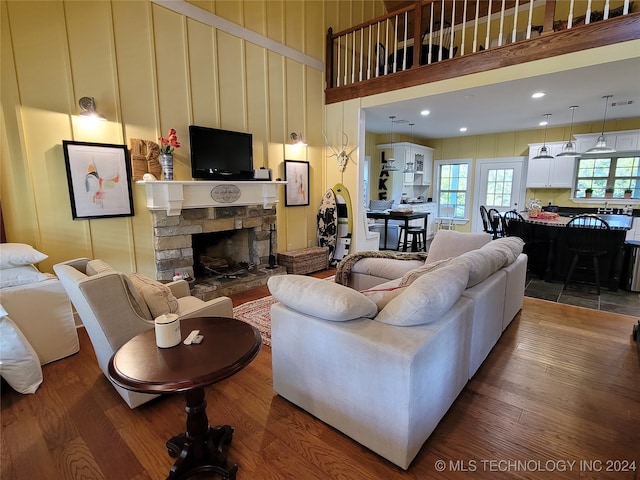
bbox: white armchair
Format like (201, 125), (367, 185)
(53, 258), (233, 408)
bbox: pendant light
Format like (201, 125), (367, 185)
(556, 106), (580, 157)
(383, 115), (399, 171)
(403, 123), (416, 173)
(532, 114), (554, 160)
(586, 95), (615, 154)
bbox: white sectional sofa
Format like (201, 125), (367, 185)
(268, 231), (527, 470)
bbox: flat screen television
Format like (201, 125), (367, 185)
(189, 125), (254, 180)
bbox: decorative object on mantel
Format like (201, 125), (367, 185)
(158, 128), (181, 180)
(130, 139), (161, 181)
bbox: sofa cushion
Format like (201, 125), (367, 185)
(0, 243), (48, 269)
(426, 230), (492, 264)
(399, 257), (452, 286)
(360, 279), (405, 310)
(129, 272), (179, 319)
(451, 248), (507, 288)
(268, 275), (377, 321)
(374, 262), (469, 326)
(481, 236), (524, 265)
(0, 265), (48, 288)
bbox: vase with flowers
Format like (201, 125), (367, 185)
(158, 128), (181, 180)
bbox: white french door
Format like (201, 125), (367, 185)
(472, 157), (526, 233)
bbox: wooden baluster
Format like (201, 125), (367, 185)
(485, 0), (492, 51)
(392, 14), (398, 73)
(586, 0), (593, 24)
(366, 25), (371, 80)
(460, 0), (468, 57)
(512, 0), (520, 44)
(384, 19), (389, 76)
(450, 0), (456, 57)
(402, 11), (407, 72)
(336, 35), (341, 87)
(344, 33), (348, 86)
(438, 0), (445, 62)
(604, 0), (610, 19)
(428, 3), (434, 63)
(526, 0), (534, 38)
(567, 0), (575, 28)
(498, 0), (506, 46)
(473, 0), (480, 52)
(351, 30), (356, 85)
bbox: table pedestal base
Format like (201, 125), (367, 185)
(166, 388), (237, 480)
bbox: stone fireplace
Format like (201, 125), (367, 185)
(144, 180), (287, 301)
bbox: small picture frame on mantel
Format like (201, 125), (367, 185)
(284, 160), (310, 207)
(62, 140), (134, 220)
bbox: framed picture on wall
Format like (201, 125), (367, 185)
(284, 160), (310, 207)
(62, 140), (135, 220)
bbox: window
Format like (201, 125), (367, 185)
(485, 168), (514, 207)
(435, 160), (471, 218)
(575, 154), (639, 198)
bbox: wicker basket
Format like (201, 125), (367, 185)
(278, 247), (330, 274)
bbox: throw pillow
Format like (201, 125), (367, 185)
(360, 281), (406, 310)
(0, 265), (48, 289)
(426, 230), (492, 264)
(129, 272), (179, 319)
(0, 243), (48, 269)
(374, 262), (469, 327)
(267, 275), (377, 321)
(399, 257), (453, 286)
(0, 313), (43, 394)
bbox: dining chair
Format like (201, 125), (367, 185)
(563, 215), (611, 295)
(397, 214), (428, 252)
(486, 208), (503, 239)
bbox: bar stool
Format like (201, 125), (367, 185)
(563, 214), (610, 295)
(397, 215), (428, 252)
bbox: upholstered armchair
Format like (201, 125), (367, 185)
(53, 258), (233, 408)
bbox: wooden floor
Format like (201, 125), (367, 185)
(2, 270), (639, 480)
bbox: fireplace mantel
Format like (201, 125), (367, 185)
(139, 180), (286, 215)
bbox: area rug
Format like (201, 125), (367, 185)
(233, 296), (277, 346)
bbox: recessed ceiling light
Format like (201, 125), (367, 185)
(459, 127), (468, 132)
(420, 110), (430, 116)
(539, 120), (548, 126)
(532, 92), (546, 99)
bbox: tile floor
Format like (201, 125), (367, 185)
(524, 273), (640, 317)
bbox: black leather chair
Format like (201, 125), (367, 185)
(563, 215), (611, 295)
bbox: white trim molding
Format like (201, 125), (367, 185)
(152, 0), (324, 72)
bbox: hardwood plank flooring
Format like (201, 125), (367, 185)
(2, 271), (639, 479)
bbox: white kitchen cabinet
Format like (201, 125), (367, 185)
(526, 142), (576, 188)
(574, 129), (640, 153)
(377, 142), (434, 186)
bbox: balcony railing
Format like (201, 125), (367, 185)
(325, 0), (639, 104)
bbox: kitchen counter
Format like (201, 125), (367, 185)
(522, 212), (633, 230)
(516, 213), (629, 290)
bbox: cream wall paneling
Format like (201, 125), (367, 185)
(526, 142), (576, 189)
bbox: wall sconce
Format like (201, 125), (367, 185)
(78, 97), (106, 121)
(290, 132), (306, 146)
